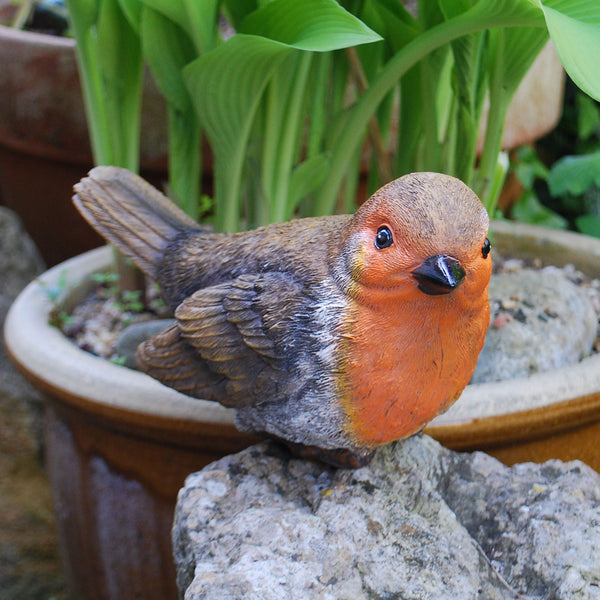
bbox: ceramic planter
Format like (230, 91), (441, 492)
(5, 221), (600, 599)
(4, 247), (259, 600)
(0, 23), (169, 267)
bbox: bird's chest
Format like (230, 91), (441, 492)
(336, 298), (482, 446)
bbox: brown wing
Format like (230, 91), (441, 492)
(137, 272), (310, 407)
(136, 322), (227, 399)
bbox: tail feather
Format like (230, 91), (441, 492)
(73, 166), (199, 278)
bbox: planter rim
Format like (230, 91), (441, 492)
(4, 245), (236, 428)
(4, 221), (600, 436)
(0, 22), (74, 48)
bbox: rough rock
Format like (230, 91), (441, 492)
(0, 208), (66, 600)
(173, 436), (600, 600)
(116, 319), (176, 368)
(472, 269), (598, 383)
(0, 206), (45, 301)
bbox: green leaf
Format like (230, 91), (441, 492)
(184, 35), (294, 231)
(476, 26), (548, 208)
(315, 0), (545, 215)
(137, 0), (187, 32)
(138, 5), (203, 215)
(576, 214), (600, 238)
(539, 0), (600, 101)
(240, 0), (382, 51)
(184, 0), (380, 230)
(576, 93), (600, 141)
(140, 7), (196, 112)
(118, 0), (143, 33)
(288, 154), (330, 211)
(139, 0), (218, 52)
(182, 0), (219, 53)
(96, 0), (143, 169)
(512, 190), (569, 229)
(223, 0), (257, 30)
(547, 152), (600, 196)
(513, 145), (550, 189)
(66, 0), (100, 32)
(360, 0), (419, 52)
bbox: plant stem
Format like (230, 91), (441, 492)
(345, 47), (392, 184)
(306, 53), (330, 159)
(168, 107), (201, 219)
(66, 14), (110, 164)
(420, 55), (442, 174)
(261, 77), (283, 213)
(275, 52), (313, 221)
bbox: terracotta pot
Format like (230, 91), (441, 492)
(4, 221), (600, 598)
(0, 24), (169, 267)
(4, 247), (260, 600)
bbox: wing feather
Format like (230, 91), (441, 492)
(139, 272), (310, 408)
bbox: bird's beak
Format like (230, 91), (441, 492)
(412, 255), (466, 296)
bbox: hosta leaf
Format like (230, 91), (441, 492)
(65, 0), (100, 33)
(118, 0), (143, 33)
(184, 35), (293, 174)
(184, 0), (380, 230)
(138, 0), (187, 31)
(548, 152), (600, 197)
(540, 0), (600, 101)
(240, 0), (381, 51)
(222, 0), (257, 30)
(184, 35), (294, 230)
(140, 7), (196, 112)
(182, 0), (219, 53)
(288, 154), (330, 211)
(139, 0), (218, 51)
(576, 214), (600, 238)
(362, 0), (419, 52)
(512, 191), (568, 229)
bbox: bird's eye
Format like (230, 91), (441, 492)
(375, 226), (393, 249)
(482, 238), (491, 259)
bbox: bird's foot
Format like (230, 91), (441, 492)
(282, 440), (375, 469)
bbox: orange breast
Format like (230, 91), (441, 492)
(336, 293), (489, 447)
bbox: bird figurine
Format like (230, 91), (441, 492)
(73, 167), (492, 467)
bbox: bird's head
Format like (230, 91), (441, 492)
(333, 172), (492, 306)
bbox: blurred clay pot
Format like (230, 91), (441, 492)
(4, 246), (259, 600)
(4, 221), (600, 599)
(0, 23), (169, 267)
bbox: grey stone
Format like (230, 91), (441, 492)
(0, 211), (66, 599)
(173, 436), (600, 600)
(0, 207), (44, 404)
(472, 270), (598, 383)
(116, 318), (176, 368)
(0, 206), (45, 301)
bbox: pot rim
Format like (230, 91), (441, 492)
(0, 22), (74, 49)
(4, 245), (237, 428)
(4, 222), (600, 437)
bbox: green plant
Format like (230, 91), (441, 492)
(511, 82), (600, 238)
(38, 269), (76, 328)
(65, 0), (600, 231)
(91, 272), (145, 311)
